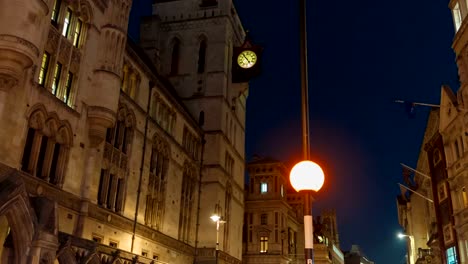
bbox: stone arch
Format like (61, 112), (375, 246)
(57, 121), (74, 146)
(111, 259), (123, 264)
(117, 104), (136, 127)
(0, 173), (36, 264)
(83, 253), (101, 264)
(45, 113), (60, 137)
(27, 104), (48, 130)
(56, 245), (77, 264)
(152, 133), (170, 157)
(22, 104), (74, 185)
(79, 0), (94, 23)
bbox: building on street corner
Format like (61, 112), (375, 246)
(0, 0), (252, 263)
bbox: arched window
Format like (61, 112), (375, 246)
(121, 63), (140, 100)
(21, 105), (72, 187)
(433, 149), (442, 165)
(462, 187), (468, 208)
(223, 183), (232, 251)
(145, 134), (170, 230)
(197, 39), (207, 73)
(179, 162), (197, 242)
(170, 38), (180, 75)
(99, 104), (134, 212)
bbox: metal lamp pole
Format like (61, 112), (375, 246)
(299, 0), (314, 263)
(211, 204), (225, 264)
(215, 218), (220, 264)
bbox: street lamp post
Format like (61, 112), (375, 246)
(289, 0), (326, 263)
(398, 233), (415, 264)
(211, 204), (225, 264)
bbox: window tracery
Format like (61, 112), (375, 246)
(145, 134), (170, 230)
(98, 104), (134, 212)
(223, 182), (232, 251)
(150, 92), (176, 134)
(39, 0), (91, 108)
(21, 105), (72, 187)
(182, 126), (200, 160)
(121, 62), (140, 100)
(178, 161), (197, 242)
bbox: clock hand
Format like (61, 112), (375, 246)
(242, 54), (251, 63)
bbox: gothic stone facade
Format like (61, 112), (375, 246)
(0, 0), (248, 263)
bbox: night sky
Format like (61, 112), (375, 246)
(129, 0), (459, 263)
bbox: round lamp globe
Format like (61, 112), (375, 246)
(290, 160), (325, 192)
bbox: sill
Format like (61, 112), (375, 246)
(51, 20), (59, 29)
(36, 83), (80, 117)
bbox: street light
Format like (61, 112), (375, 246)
(289, 0), (326, 263)
(398, 233), (415, 264)
(211, 204), (225, 264)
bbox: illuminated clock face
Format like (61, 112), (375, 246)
(237, 50), (257, 69)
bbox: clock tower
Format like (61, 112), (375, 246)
(140, 0), (249, 262)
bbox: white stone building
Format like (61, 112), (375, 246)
(0, 0), (248, 263)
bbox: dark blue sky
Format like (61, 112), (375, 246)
(130, 1), (459, 263)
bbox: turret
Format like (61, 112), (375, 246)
(87, 0), (132, 146)
(0, 0), (47, 90)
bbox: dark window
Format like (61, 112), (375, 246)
(106, 174), (115, 209)
(49, 143), (61, 184)
(197, 40), (206, 73)
(98, 169), (106, 205)
(21, 128), (36, 172)
(261, 213), (267, 225)
(36, 136), (49, 178)
(170, 39), (180, 75)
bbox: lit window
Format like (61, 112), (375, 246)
(51, 63), (62, 95)
(261, 182), (268, 193)
(38, 53), (50, 86)
(51, 0), (61, 25)
(260, 236), (268, 253)
(281, 184), (284, 197)
(453, 2), (462, 32)
(446, 246), (458, 264)
(62, 9), (72, 37)
(463, 187), (468, 208)
(73, 19), (82, 47)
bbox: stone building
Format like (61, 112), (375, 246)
(396, 109), (442, 264)
(243, 156), (344, 264)
(0, 0), (248, 263)
(343, 245), (374, 264)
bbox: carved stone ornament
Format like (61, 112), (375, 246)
(0, 73), (18, 90)
(87, 106), (116, 147)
